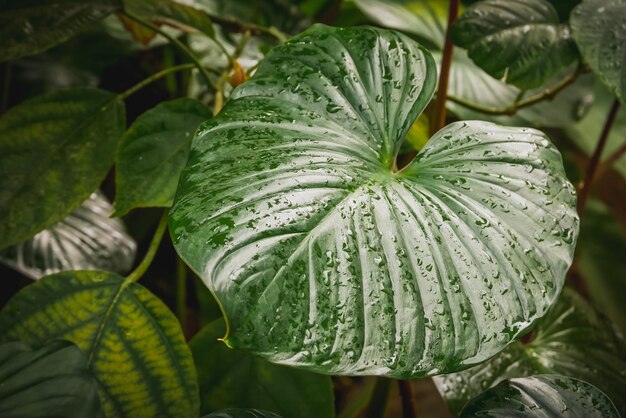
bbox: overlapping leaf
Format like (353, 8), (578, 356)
(0, 0), (121, 62)
(452, 0), (578, 90)
(0, 88), (125, 250)
(123, 0), (215, 38)
(460, 375), (619, 418)
(114, 98), (212, 216)
(170, 25), (578, 377)
(0, 340), (103, 418)
(0, 271), (199, 418)
(1, 191), (136, 279)
(571, 0), (626, 102)
(435, 288), (626, 415)
(190, 320), (334, 418)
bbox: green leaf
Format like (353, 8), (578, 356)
(460, 374), (619, 418)
(124, 0), (215, 38)
(452, 0), (578, 90)
(0, 340), (103, 418)
(170, 25), (579, 377)
(435, 288), (626, 416)
(189, 320), (334, 418)
(0, 88), (125, 250)
(201, 409), (282, 418)
(571, 0), (626, 102)
(577, 200), (626, 336)
(1, 191), (136, 279)
(0, 0), (121, 62)
(0, 271), (199, 418)
(114, 98), (212, 216)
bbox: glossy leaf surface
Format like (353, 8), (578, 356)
(0, 88), (125, 250)
(171, 25), (579, 377)
(571, 0), (626, 102)
(0, 340), (103, 418)
(435, 288), (626, 415)
(0, 271), (199, 418)
(0, 191), (136, 279)
(0, 0), (121, 62)
(460, 375), (619, 418)
(201, 409), (282, 418)
(190, 320), (334, 418)
(452, 0), (578, 90)
(114, 98), (212, 216)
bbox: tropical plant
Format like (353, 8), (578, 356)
(1, 0), (625, 417)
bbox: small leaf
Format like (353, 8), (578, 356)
(171, 25), (579, 377)
(116, 14), (158, 45)
(0, 340), (103, 418)
(571, 0), (626, 102)
(201, 409), (283, 418)
(0, 271), (200, 418)
(189, 320), (334, 418)
(0, 191), (136, 279)
(124, 0), (215, 38)
(460, 375), (619, 418)
(114, 98), (212, 216)
(0, 88), (125, 250)
(0, 0), (122, 62)
(435, 288), (626, 416)
(452, 0), (579, 90)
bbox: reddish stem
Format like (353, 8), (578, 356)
(577, 99), (621, 214)
(431, 0), (459, 135)
(399, 380), (417, 418)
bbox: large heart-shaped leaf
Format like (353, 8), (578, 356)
(0, 0), (122, 62)
(460, 375), (619, 418)
(0, 271), (199, 418)
(0, 88), (125, 250)
(114, 98), (212, 216)
(452, 0), (578, 90)
(0, 191), (136, 279)
(190, 320), (334, 418)
(170, 24), (579, 377)
(435, 288), (626, 415)
(571, 0), (626, 102)
(0, 340), (103, 418)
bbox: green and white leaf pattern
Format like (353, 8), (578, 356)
(170, 25), (579, 377)
(435, 288), (626, 415)
(460, 374), (619, 418)
(1, 191), (136, 279)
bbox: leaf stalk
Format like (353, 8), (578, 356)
(125, 210), (169, 283)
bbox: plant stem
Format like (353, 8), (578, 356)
(125, 211), (169, 283)
(595, 140), (626, 181)
(122, 11), (217, 89)
(447, 65), (581, 116)
(399, 380), (417, 418)
(577, 99), (621, 214)
(431, 0), (459, 135)
(213, 31), (252, 114)
(366, 377), (392, 418)
(118, 63), (196, 100)
(207, 14), (288, 43)
(176, 257), (187, 334)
